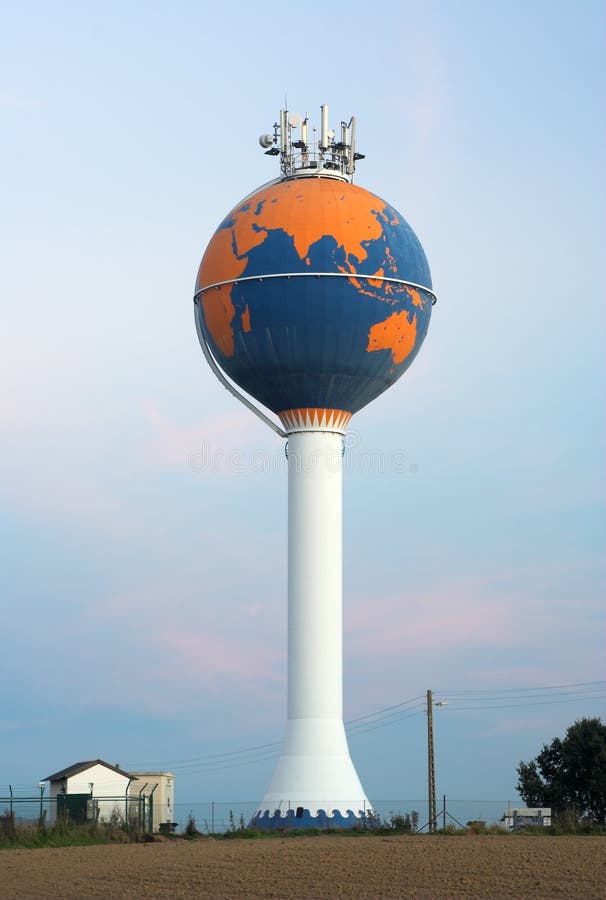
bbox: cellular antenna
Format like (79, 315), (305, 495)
(348, 116), (357, 174)
(320, 103), (329, 150)
(259, 103), (365, 182)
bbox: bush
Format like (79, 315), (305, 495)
(184, 813), (199, 838)
(0, 810), (16, 840)
(388, 813), (412, 833)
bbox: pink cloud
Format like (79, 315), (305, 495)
(345, 576), (516, 658)
(0, 317), (110, 434)
(79, 579), (286, 718)
(140, 400), (280, 475)
(469, 665), (590, 687)
(477, 714), (561, 738)
(0, 453), (139, 538)
(155, 627), (283, 691)
(375, 36), (448, 143)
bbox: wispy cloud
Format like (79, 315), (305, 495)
(141, 400), (276, 474)
(345, 576), (517, 657)
(477, 714), (560, 738)
(0, 91), (33, 108)
(74, 577), (286, 718)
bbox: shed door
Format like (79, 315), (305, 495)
(57, 793), (89, 824)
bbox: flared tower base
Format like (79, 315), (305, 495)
(254, 718), (372, 829)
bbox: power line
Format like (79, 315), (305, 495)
(437, 680), (606, 696)
(123, 680), (605, 773)
(353, 710), (426, 736)
(123, 695), (427, 772)
(437, 694), (606, 712)
(167, 749), (283, 775)
(130, 739), (283, 769)
(347, 706), (426, 737)
(345, 695), (425, 725)
(140, 706), (429, 775)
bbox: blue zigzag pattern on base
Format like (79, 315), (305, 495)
(252, 808), (374, 830)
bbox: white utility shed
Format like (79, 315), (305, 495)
(43, 760), (133, 824)
(128, 772), (175, 832)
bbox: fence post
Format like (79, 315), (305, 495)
(148, 784), (158, 834)
(442, 794), (446, 830)
(211, 801), (215, 835)
(39, 782), (45, 824)
(125, 777), (134, 827)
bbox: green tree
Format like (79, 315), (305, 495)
(517, 717), (606, 823)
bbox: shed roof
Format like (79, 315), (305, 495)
(43, 759), (134, 782)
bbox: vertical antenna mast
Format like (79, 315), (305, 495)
(348, 117), (357, 175)
(260, 104), (365, 182)
(320, 103), (329, 151)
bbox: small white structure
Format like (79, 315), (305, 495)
(43, 760), (133, 825)
(503, 807), (552, 830)
(128, 772), (175, 833)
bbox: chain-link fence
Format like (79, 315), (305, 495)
(0, 789), (153, 832)
(173, 798), (516, 833)
(2, 788), (519, 834)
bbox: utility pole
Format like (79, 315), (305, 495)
(427, 689), (437, 833)
(427, 690), (448, 833)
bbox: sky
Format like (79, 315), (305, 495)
(1, 0), (605, 825)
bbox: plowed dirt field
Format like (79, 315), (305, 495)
(2, 834), (604, 899)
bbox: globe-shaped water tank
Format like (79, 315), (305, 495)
(195, 176), (434, 416)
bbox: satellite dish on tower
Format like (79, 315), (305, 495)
(258, 133), (274, 148)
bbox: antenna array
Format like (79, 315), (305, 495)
(259, 104), (365, 182)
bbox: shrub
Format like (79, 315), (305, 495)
(389, 813), (412, 833)
(184, 813), (199, 837)
(0, 810), (16, 840)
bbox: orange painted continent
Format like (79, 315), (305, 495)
(201, 285), (235, 356)
(198, 179), (391, 290)
(196, 178), (405, 360)
(367, 310), (417, 365)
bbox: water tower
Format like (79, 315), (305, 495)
(193, 105), (436, 828)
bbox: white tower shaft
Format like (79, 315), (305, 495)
(259, 429), (370, 820)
